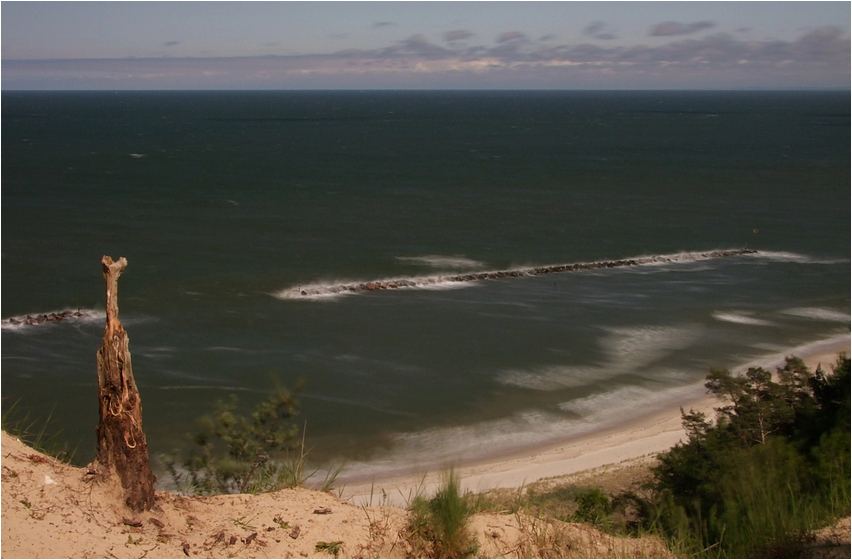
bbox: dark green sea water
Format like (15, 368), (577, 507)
(2, 91), (849, 482)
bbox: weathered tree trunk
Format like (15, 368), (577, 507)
(93, 256), (155, 511)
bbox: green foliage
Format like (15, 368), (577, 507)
(408, 470), (478, 558)
(574, 487), (612, 525)
(650, 354), (851, 558)
(164, 383), (301, 495)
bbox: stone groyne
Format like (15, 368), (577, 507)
(293, 248), (759, 297)
(2, 308), (97, 328)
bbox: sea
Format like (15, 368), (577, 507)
(2, 90), (849, 485)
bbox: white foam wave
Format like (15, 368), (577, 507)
(748, 251), (848, 265)
(712, 312), (776, 326)
(498, 365), (606, 390)
(602, 325), (702, 371)
(780, 307), (851, 323)
(498, 324), (703, 390)
(396, 255), (485, 269)
(558, 383), (702, 418)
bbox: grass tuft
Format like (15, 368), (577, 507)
(406, 469), (478, 558)
(1, 398), (78, 464)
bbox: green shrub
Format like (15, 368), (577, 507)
(164, 383), (300, 495)
(649, 354), (851, 558)
(408, 469), (478, 558)
(574, 487), (612, 525)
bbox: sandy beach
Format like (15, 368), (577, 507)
(342, 335), (850, 507)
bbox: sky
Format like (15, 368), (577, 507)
(2, 1), (850, 90)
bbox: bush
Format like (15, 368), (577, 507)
(164, 383), (301, 494)
(649, 354), (851, 557)
(574, 488), (612, 526)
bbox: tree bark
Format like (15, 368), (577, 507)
(93, 256), (156, 511)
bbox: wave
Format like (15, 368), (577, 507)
(1, 308), (104, 330)
(274, 248), (759, 300)
(780, 307), (851, 323)
(395, 255), (486, 269)
(498, 324), (701, 390)
(747, 251), (849, 265)
(712, 312), (777, 326)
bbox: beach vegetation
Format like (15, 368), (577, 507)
(406, 469), (478, 558)
(574, 487), (613, 525)
(1, 398), (78, 464)
(649, 353), (850, 558)
(163, 382), (346, 496)
(315, 540), (344, 558)
(163, 382), (302, 495)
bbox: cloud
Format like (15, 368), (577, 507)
(790, 26), (850, 58)
(4, 26), (848, 90)
(373, 21), (395, 28)
(163, 41), (181, 47)
(650, 21), (716, 37)
(368, 34), (450, 58)
(444, 30), (474, 42)
(583, 22), (605, 36)
(496, 31), (528, 44)
(582, 21), (618, 41)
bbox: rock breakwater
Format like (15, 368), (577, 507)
(2, 308), (96, 328)
(290, 249), (758, 298)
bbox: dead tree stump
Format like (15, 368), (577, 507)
(92, 256), (156, 511)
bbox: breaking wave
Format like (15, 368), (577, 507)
(395, 255), (486, 269)
(498, 324), (702, 390)
(712, 312), (777, 326)
(780, 307), (850, 323)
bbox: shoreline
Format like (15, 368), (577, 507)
(342, 334), (850, 507)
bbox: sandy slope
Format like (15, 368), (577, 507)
(1, 430), (675, 558)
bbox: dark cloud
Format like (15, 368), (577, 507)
(496, 31), (528, 44)
(163, 41), (181, 47)
(444, 29), (474, 42)
(582, 21), (618, 41)
(650, 21), (716, 37)
(789, 26), (850, 58)
(583, 22), (605, 36)
(377, 34), (450, 58)
(373, 21), (395, 28)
